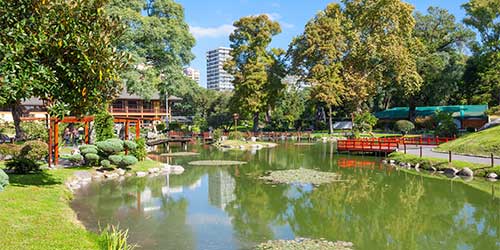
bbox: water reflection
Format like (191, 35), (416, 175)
(72, 144), (500, 250)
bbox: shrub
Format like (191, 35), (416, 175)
(108, 155), (123, 165)
(120, 155), (138, 167)
(94, 109), (115, 142)
(213, 129), (223, 141)
(434, 111), (458, 138)
(228, 131), (244, 140)
(0, 144), (21, 159)
(19, 140), (48, 161)
(68, 154), (84, 165)
(394, 120), (415, 135)
(101, 160), (111, 168)
(96, 140), (124, 155)
(123, 140), (137, 150)
(98, 225), (136, 250)
(21, 121), (48, 142)
(79, 144), (98, 152)
(0, 169), (9, 191)
(81, 148), (98, 155)
(131, 138), (147, 161)
(6, 158), (40, 174)
(84, 153), (100, 166)
(415, 116), (436, 130)
(156, 122), (166, 132)
(353, 112), (378, 133)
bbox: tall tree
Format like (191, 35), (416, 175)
(289, 0), (421, 131)
(462, 0), (500, 105)
(107, 0), (195, 100)
(225, 15), (282, 132)
(0, 0), (128, 139)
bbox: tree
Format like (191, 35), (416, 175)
(289, 0), (422, 131)
(225, 14), (283, 132)
(462, 0), (500, 105)
(0, 0), (128, 139)
(106, 0), (195, 100)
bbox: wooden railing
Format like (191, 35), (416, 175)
(337, 139), (399, 153)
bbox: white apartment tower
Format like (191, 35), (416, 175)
(206, 47), (234, 91)
(183, 67), (200, 84)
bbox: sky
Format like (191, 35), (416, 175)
(177, 0), (469, 87)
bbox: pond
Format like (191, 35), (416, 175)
(71, 143), (500, 250)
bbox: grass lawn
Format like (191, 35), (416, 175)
(437, 125), (500, 157)
(0, 163), (99, 250)
(128, 159), (165, 172)
(389, 152), (500, 176)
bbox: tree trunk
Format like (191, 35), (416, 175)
(408, 97), (417, 122)
(253, 112), (259, 133)
(328, 105), (333, 135)
(11, 100), (26, 140)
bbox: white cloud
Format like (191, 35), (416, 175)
(264, 13), (295, 29)
(189, 24), (235, 39)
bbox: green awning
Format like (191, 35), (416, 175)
(375, 105), (488, 120)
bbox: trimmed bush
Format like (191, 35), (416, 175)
(132, 138), (147, 161)
(120, 155), (138, 167)
(394, 120), (415, 135)
(68, 154), (84, 165)
(435, 111), (458, 138)
(96, 141), (123, 155)
(6, 158), (40, 174)
(84, 153), (100, 166)
(100, 160), (111, 168)
(79, 144), (98, 152)
(123, 140), (137, 150)
(19, 140), (48, 161)
(228, 131), (244, 140)
(81, 148), (98, 155)
(0, 144), (21, 159)
(94, 109), (115, 142)
(108, 155), (123, 165)
(0, 169), (9, 191)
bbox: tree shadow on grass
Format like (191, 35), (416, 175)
(8, 171), (63, 187)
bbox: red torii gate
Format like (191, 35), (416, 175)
(21, 116), (141, 167)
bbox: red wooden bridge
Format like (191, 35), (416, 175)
(337, 136), (455, 154)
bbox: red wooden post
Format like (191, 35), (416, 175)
(124, 121), (129, 140)
(54, 120), (59, 165)
(84, 121), (89, 144)
(135, 120), (140, 139)
(48, 120), (53, 168)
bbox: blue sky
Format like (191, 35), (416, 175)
(177, 0), (469, 87)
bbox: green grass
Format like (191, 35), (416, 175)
(389, 152), (500, 176)
(437, 125), (500, 157)
(0, 163), (99, 250)
(128, 159), (164, 172)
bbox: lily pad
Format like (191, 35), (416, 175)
(259, 168), (343, 185)
(255, 238), (353, 250)
(161, 152), (200, 157)
(188, 160), (247, 166)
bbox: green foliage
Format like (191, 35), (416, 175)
(213, 129), (223, 141)
(98, 224), (136, 250)
(0, 144), (21, 158)
(0, 169), (9, 192)
(19, 140), (48, 161)
(79, 145), (98, 152)
(6, 158), (40, 174)
(394, 120), (415, 135)
(353, 112), (378, 133)
(131, 138), (147, 161)
(95, 110), (116, 142)
(96, 140), (124, 156)
(156, 123), (166, 132)
(120, 156), (138, 168)
(101, 160), (111, 168)
(81, 148), (98, 155)
(415, 116), (436, 130)
(108, 155), (123, 166)
(228, 131), (244, 140)
(68, 154), (84, 165)
(434, 111), (458, 137)
(123, 141), (137, 151)
(84, 153), (100, 166)
(20, 122), (48, 142)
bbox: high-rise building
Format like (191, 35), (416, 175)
(183, 67), (200, 84)
(206, 47), (234, 91)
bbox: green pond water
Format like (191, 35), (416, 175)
(71, 143), (500, 250)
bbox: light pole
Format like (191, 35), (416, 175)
(233, 113), (239, 132)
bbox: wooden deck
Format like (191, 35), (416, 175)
(146, 137), (192, 147)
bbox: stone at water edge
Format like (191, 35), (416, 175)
(170, 165), (185, 174)
(487, 172), (498, 179)
(414, 163), (420, 170)
(104, 173), (119, 179)
(381, 160), (388, 164)
(458, 167), (474, 177)
(116, 168), (126, 176)
(148, 168), (160, 174)
(136, 171), (147, 177)
(389, 160), (396, 164)
(443, 168), (459, 176)
(250, 137), (257, 142)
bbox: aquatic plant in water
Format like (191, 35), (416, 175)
(254, 238), (353, 250)
(259, 168), (343, 185)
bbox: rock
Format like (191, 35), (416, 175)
(444, 168), (459, 176)
(220, 136), (228, 141)
(399, 162), (407, 167)
(170, 165), (185, 174)
(136, 171), (147, 177)
(458, 167), (474, 177)
(414, 163), (420, 170)
(406, 163), (412, 168)
(125, 173), (133, 177)
(116, 168), (126, 176)
(250, 137), (257, 142)
(389, 160), (396, 164)
(3, 155), (13, 161)
(486, 172), (498, 179)
(74, 171), (92, 182)
(104, 173), (119, 179)
(381, 160), (388, 164)
(148, 168), (160, 174)
(93, 172), (105, 179)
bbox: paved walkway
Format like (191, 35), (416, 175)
(398, 145), (499, 166)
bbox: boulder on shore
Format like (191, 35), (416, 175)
(443, 168), (459, 176)
(487, 172), (498, 179)
(458, 167), (474, 177)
